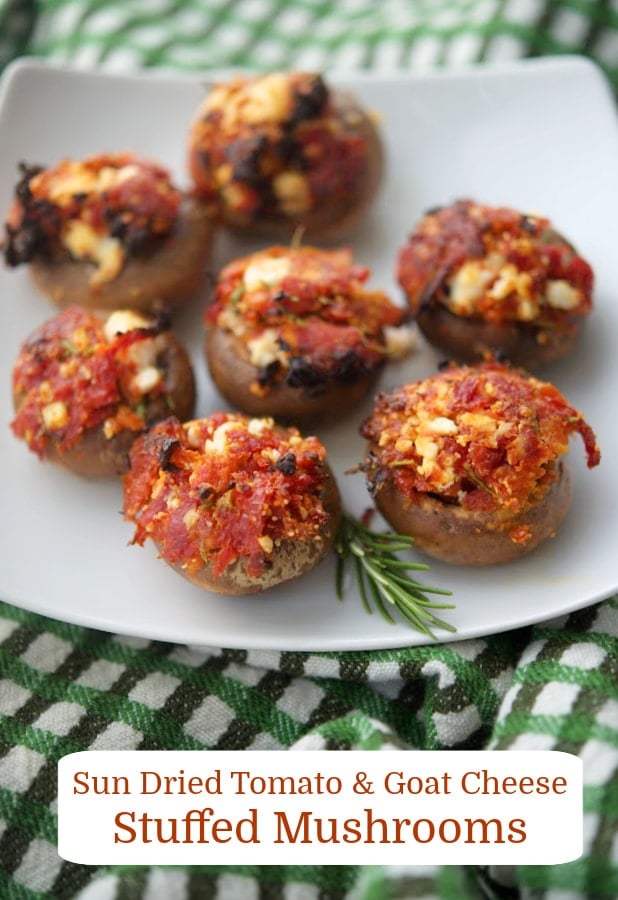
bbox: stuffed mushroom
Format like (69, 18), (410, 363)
(397, 200), (594, 368)
(3, 153), (214, 313)
(187, 71), (383, 239)
(11, 305), (195, 477)
(361, 361), (600, 565)
(204, 244), (413, 426)
(123, 413), (341, 594)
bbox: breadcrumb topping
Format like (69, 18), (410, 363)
(12, 306), (171, 455)
(362, 361), (600, 517)
(188, 72), (371, 225)
(3, 154), (181, 286)
(123, 414), (332, 578)
(207, 244), (410, 397)
(397, 200), (593, 329)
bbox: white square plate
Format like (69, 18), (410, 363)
(0, 56), (616, 651)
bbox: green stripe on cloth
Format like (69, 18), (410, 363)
(487, 598), (618, 899)
(0, 598), (521, 898)
(0, 0), (37, 71)
(358, 863), (484, 899)
(1, 597), (615, 896)
(0, 870), (48, 900)
(0, 787), (56, 844)
(10, 0), (613, 91)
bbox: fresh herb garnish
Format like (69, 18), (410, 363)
(335, 512), (455, 640)
(60, 338), (77, 358)
(463, 464), (495, 497)
(230, 284), (245, 306)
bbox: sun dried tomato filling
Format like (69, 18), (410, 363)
(3, 153), (181, 284)
(362, 361), (600, 516)
(397, 200), (593, 328)
(11, 306), (171, 455)
(123, 414), (332, 578)
(189, 73), (370, 222)
(207, 245), (407, 395)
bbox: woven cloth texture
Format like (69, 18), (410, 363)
(2, 599), (618, 899)
(0, 0), (616, 89)
(0, 1), (617, 899)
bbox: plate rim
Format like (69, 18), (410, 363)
(0, 51), (611, 93)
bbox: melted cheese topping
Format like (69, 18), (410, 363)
(362, 361), (600, 516)
(10, 153), (181, 286)
(205, 73), (293, 128)
(123, 413), (332, 578)
(243, 255), (292, 291)
(63, 221), (124, 286)
(103, 310), (153, 340)
(11, 306), (171, 456)
(448, 257), (580, 320)
(398, 200), (594, 326)
(34, 161), (141, 206)
(188, 72), (372, 225)
(246, 327), (288, 369)
(207, 245), (410, 392)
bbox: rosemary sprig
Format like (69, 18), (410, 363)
(335, 512), (456, 640)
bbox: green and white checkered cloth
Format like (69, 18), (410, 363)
(0, 1), (617, 898)
(0, 0), (617, 89)
(1, 600), (617, 898)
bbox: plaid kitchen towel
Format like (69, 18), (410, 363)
(0, 1), (617, 899)
(0, 598), (617, 898)
(0, 0), (616, 90)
